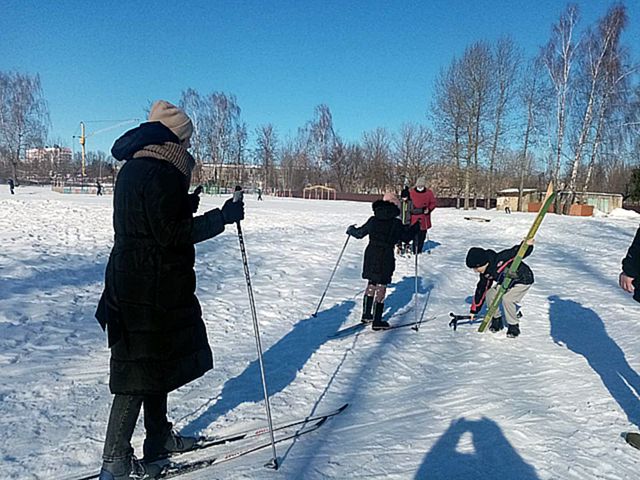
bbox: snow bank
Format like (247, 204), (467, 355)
(608, 207), (640, 218)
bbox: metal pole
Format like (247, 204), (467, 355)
(234, 188), (278, 469)
(414, 252), (419, 326)
(312, 234), (350, 317)
(80, 121), (86, 177)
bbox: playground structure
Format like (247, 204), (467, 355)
(303, 184), (337, 200)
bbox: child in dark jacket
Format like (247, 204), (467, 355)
(347, 195), (418, 330)
(465, 239), (535, 338)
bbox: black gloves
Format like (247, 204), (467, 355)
(346, 225), (357, 236)
(221, 198), (245, 224)
(189, 185), (203, 213)
(188, 193), (200, 213)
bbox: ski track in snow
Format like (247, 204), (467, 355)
(1, 186), (640, 479)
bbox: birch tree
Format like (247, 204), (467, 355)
(540, 4), (579, 211)
(0, 72), (50, 183)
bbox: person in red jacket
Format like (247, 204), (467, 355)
(409, 177), (436, 254)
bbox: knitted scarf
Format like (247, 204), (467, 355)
(133, 143), (196, 180)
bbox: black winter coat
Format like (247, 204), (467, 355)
(350, 200), (416, 285)
(96, 122), (225, 395)
(470, 244), (534, 314)
(622, 225), (640, 303)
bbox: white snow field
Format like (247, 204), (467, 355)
(1, 185), (640, 480)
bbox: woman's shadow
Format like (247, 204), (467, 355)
(179, 300), (354, 436)
(549, 295), (640, 427)
(415, 417), (539, 480)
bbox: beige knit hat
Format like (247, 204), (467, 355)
(148, 100), (193, 145)
(416, 176), (426, 188)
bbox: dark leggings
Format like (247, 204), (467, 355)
(102, 394), (170, 461)
(413, 230), (427, 254)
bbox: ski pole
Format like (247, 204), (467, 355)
(426, 229), (432, 255)
(412, 285), (432, 332)
(312, 234), (350, 317)
(414, 251), (419, 327)
(233, 186), (278, 469)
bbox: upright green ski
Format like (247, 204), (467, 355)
(478, 183), (556, 333)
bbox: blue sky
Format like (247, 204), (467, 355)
(1, 0), (639, 155)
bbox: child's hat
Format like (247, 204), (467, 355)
(383, 191), (400, 207)
(466, 247), (490, 268)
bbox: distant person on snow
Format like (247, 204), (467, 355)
(620, 224), (640, 303)
(409, 177), (436, 254)
(95, 100), (244, 480)
(257, 187), (263, 201)
(347, 192), (419, 330)
(8, 178), (15, 194)
(465, 238), (535, 338)
(96, 180), (103, 196)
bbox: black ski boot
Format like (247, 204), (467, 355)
(489, 316), (504, 332)
(98, 455), (162, 480)
(372, 302), (390, 331)
(506, 323), (520, 338)
(143, 428), (198, 462)
(361, 295), (374, 324)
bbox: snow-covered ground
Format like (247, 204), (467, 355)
(1, 185), (640, 480)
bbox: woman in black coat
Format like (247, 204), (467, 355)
(347, 196), (417, 330)
(95, 101), (244, 480)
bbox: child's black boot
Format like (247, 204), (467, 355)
(361, 295), (374, 324)
(489, 316), (504, 332)
(506, 323), (520, 338)
(372, 302), (390, 331)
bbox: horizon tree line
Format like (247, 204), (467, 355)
(1, 3), (639, 209)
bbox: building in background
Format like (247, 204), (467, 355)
(25, 145), (72, 174)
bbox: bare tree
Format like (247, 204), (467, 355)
(540, 4), (580, 211)
(196, 92), (244, 186)
(485, 37), (521, 208)
(0, 71), (50, 183)
(431, 59), (466, 207)
(562, 4), (628, 211)
(361, 128), (392, 193)
(394, 123), (434, 188)
(459, 42), (493, 209)
(580, 5), (634, 199)
(516, 59), (549, 210)
(255, 124), (279, 192)
(180, 88), (207, 183)
(280, 128), (312, 190)
(308, 104), (336, 182)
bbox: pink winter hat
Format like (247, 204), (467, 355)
(383, 192), (400, 207)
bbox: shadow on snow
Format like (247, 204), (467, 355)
(549, 295), (640, 427)
(0, 259), (104, 301)
(288, 276), (435, 477)
(415, 417), (539, 480)
(180, 300), (355, 436)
